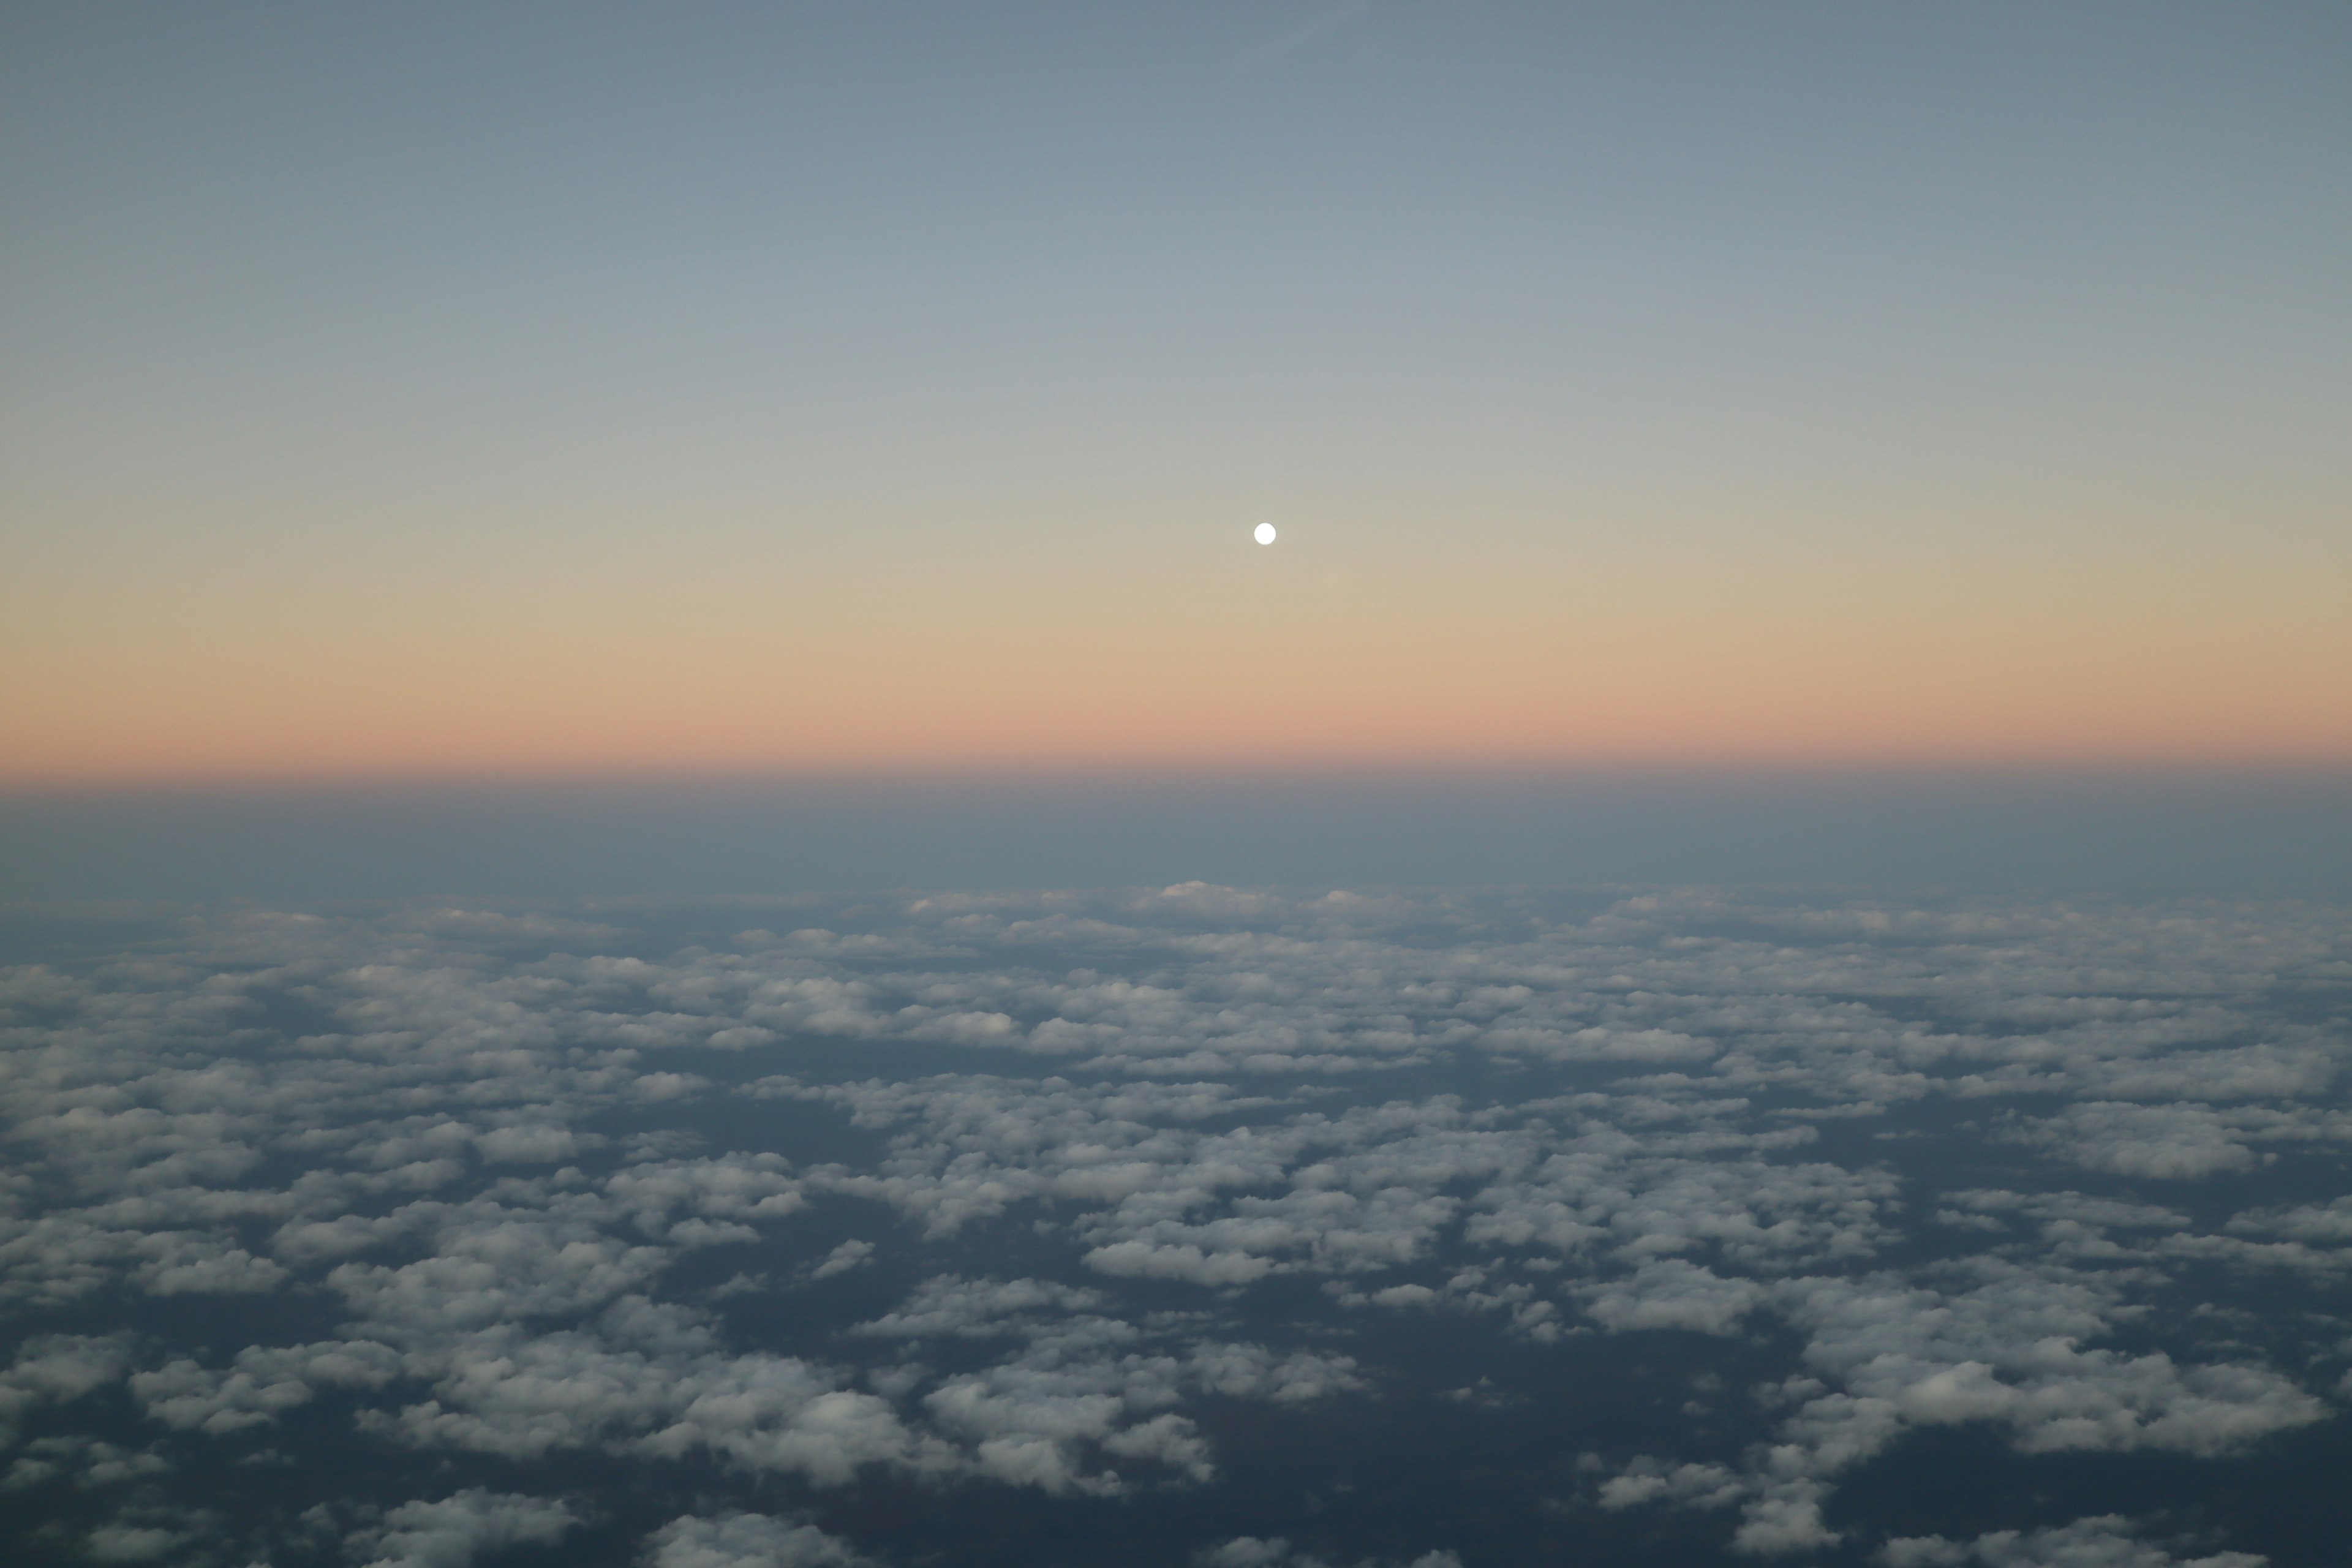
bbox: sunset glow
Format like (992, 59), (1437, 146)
(3, 3), (2346, 787)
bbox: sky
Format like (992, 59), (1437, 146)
(13, 16), (2352, 1565)
(5, 1), (2350, 785)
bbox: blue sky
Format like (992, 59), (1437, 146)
(6, 2), (2349, 780)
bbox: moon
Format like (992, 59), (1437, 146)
(1253, 522), (1278, 545)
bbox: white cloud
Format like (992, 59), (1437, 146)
(86, 1521), (190, 1562)
(2009, 1103), (2260, 1180)
(1880, 1514), (2267, 1568)
(1580, 1260), (1766, 1335)
(1186, 1343), (1366, 1403)
(0, 1334), (133, 1443)
(640, 1511), (873, 1568)
(1732, 1483), (1842, 1555)
(1193, 1538), (1463, 1568)
(2, 1436), (170, 1491)
(812, 1240), (875, 1278)
(348, 1489), (579, 1568)
(131, 1340), (399, 1433)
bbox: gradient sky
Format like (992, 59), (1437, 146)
(4, 1), (2348, 783)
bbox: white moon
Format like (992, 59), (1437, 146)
(1253, 522), (1278, 545)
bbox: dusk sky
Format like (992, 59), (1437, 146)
(6, 1), (2350, 782)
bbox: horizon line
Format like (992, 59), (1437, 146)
(8, 756), (2352, 801)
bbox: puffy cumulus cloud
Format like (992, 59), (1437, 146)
(363, 1319), (943, 1485)
(1732, 1483), (1843, 1555)
(1461, 1128), (1897, 1271)
(1589, 1458), (1839, 1558)
(85, 1518), (196, 1562)
(764, 1070), (1894, 1302)
(1879, 1515), (2267, 1567)
(2242, 1187), (2352, 1237)
(602, 1155), (806, 1243)
(347, 1488), (580, 1568)
(327, 1213), (674, 1338)
(1, 1435), (170, 1491)
(1186, 1342), (1366, 1404)
(130, 1231), (290, 1294)
(642, 1511), (875, 1568)
(473, 1121), (591, 1164)
(2, 888), (2348, 1565)
(1770, 1265), (2326, 1464)
(811, 1238), (875, 1278)
(1194, 1540), (1464, 1568)
(1579, 1259), (1766, 1335)
(1593, 1457), (1746, 1511)
(344, 1262), (1344, 1499)
(923, 1361), (1208, 1495)
(843, 1276), (1365, 1495)
(2008, 1103), (2263, 1180)
(132, 1339), (400, 1433)
(0, 1333), (133, 1442)
(1594, 1260), (2326, 1553)
(1937, 1191), (2191, 1235)
(1084, 1238), (1283, 1287)
(1077, 1175), (1464, 1283)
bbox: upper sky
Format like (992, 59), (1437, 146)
(4, 1), (2348, 783)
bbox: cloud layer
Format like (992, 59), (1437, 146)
(2, 887), (2347, 1564)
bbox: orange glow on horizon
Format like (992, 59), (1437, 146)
(7, 541), (2346, 787)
